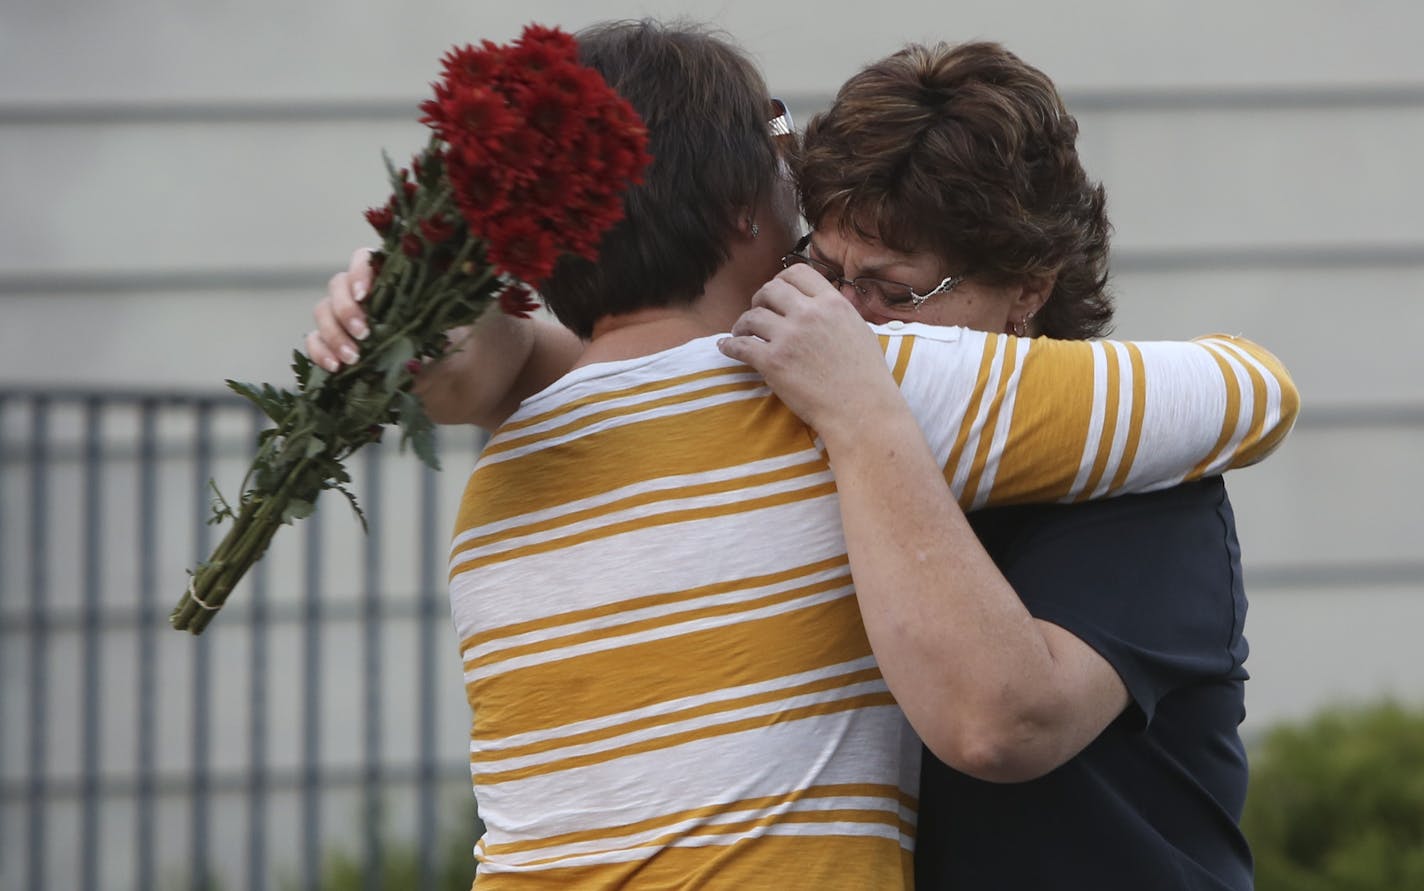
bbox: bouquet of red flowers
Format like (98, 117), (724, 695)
(171, 25), (650, 634)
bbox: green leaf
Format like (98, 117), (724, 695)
(305, 436), (327, 458)
(305, 360), (330, 392)
(395, 391), (440, 471)
(226, 379), (291, 422)
(380, 336), (418, 391)
(207, 480), (237, 524)
(330, 481), (369, 533)
(281, 498), (317, 525)
(338, 379), (393, 431)
(383, 149), (401, 189)
(291, 349), (313, 381)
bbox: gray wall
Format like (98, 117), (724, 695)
(3, 0), (1422, 886)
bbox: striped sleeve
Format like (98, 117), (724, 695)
(892, 329), (1300, 509)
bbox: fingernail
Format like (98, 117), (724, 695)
(340, 345), (360, 364)
(323, 357), (341, 373)
(353, 282), (368, 302)
(351, 320), (370, 340)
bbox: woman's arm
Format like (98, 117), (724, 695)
(718, 268), (1122, 779)
(718, 265), (1296, 781)
(307, 248), (584, 429)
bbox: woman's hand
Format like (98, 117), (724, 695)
(302, 246), (585, 428)
(306, 248), (377, 373)
(717, 264), (904, 444)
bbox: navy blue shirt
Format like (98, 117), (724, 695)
(915, 477), (1254, 890)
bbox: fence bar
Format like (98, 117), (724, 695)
(25, 398), (50, 891)
(80, 399), (104, 891)
(417, 440), (440, 889)
(246, 407), (271, 891)
(136, 401), (159, 891)
(302, 508), (324, 891)
(363, 446), (385, 891)
(191, 403), (214, 891)
(0, 395), (7, 865)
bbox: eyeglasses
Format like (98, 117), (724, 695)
(780, 234), (968, 311)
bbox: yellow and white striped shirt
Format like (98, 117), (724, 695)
(449, 326), (1297, 889)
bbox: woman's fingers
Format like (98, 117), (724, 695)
(716, 333), (768, 369)
(309, 290), (357, 371)
(729, 305), (786, 340)
(750, 265), (831, 314)
(306, 249), (382, 372)
(347, 247), (375, 302)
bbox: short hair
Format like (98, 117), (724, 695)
(796, 41), (1114, 340)
(539, 20), (782, 339)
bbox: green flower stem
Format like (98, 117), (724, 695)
(171, 454), (318, 633)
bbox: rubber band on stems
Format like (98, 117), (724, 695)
(186, 576), (221, 611)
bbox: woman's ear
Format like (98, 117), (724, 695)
(1007, 272), (1056, 336)
(1018, 272), (1055, 318)
(733, 206), (758, 240)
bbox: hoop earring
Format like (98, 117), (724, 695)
(1014, 311), (1036, 337)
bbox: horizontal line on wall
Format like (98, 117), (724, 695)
(1064, 83), (1424, 112)
(1248, 561), (1424, 590)
(1294, 405), (1424, 430)
(2, 243), (1421, 296)
(0, 595), (443, 634)
(3, 84), (1424, 126)
(0, 267), (337, 294)
(1111, 244), (1424, 273)
(0, 762), (471, 803)
(0, 99), (421, 126)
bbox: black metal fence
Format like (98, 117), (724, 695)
(0, 388), (486, 891)
(3, 387), (1422, 891)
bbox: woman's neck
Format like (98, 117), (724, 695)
(572, 309), (715, 368)
(573, 281), (748, 369)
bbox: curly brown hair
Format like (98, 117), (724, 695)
(796, 41), (1114, 340)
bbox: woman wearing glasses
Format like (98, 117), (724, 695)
(719, 42), (1261, 891)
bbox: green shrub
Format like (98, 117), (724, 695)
(284, 799), (482, 891)
(1244, 700), (1424, 891)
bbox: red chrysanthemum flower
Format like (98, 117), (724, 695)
(515, 25), (578, 56)
(419, 215), (457, 244)
(497, 283), (541, 318)
(523, 84), (575, 138)
(412, 24), (650, 286)
(485, 215), (558, 283)
(493, 128), (549, 172)
(524, 167), (576, 207)
(507, 42), (563, 78)
(401, 233), (424, 258)
(446, 154), (511, 224)
(439, 42), (504, 88)
(363, 206), (395, 236)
